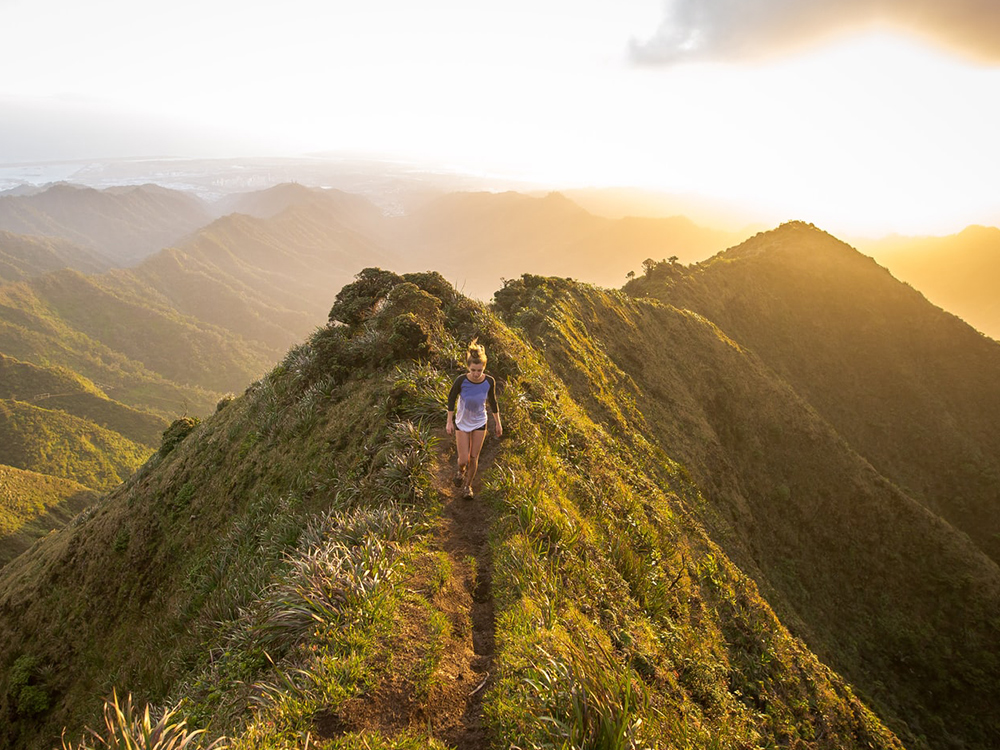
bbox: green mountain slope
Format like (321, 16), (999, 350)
(0, 399), (151, 490)
(0, 464), (98, 567)
(0, 353), (166, 445)
(626, 223), (1000, 566)
(0, 271), (911, 750)
(859, 225), (1000, 341)
(0, 276), (254, 417)
(0, 231), (110, 283)
(0, 183), (212, 265)
(495, 273), (1000, 748)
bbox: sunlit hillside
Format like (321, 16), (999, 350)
(2, 245), (998, 749)
(859, 226), (1000, 341)
(0, 464), (97, 567)
(0, 184), (212, 265)
(0, 231), (109, 283)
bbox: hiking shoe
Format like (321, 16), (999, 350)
(463, 486), (474, 500)
(453, 468), (465, 487)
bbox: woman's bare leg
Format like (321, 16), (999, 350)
(455, 430), (471, 479)
(463, 429), (488, 492)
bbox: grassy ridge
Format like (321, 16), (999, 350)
(0, 464), (98, 567)
(1, 271), (908, 749)
(494, 272), (1000, 748)
(628, 223), (1000, 566)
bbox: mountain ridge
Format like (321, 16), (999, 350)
(626, 222), (1000, 565)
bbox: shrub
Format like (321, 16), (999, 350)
(159, 417), (200, 457)
(6, 654), (51, 717)
(328, 267), (404, 326)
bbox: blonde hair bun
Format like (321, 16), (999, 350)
(467, 338), (487, 365)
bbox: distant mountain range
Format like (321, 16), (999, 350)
(0, 183), (211, 265)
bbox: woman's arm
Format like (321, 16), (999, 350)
(446, 376), (463, 435)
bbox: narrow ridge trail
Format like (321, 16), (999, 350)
(427, 429), (500, 749)
(314, 429), (501, 747)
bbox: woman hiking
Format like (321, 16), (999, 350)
(446, 339), (502, 500)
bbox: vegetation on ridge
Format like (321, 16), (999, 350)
(1, 268), (912, 749)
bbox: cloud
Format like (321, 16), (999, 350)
(630, 0), (1000, 64)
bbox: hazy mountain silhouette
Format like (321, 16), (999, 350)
(0, 183), (212, 265)
(388, 190), (743, 298)
(860, 225), (1000, 341)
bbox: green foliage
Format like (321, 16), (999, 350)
(6, 654), (51, 718)
(59, 691), (227, 750)
(159, 417), (200, 457)
(0, 464), (98, 567)
(0, 399), (151, 489)
(328, 267), (404, 326)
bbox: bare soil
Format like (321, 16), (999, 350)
(313, 428), (499, 749)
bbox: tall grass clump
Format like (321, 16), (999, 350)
(60, 691), (226, 750)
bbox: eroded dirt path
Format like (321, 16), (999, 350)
(426, 429), (499, 749)
(313, 429), (501, 748)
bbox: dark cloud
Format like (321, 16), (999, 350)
(631, 0), (1000, 64)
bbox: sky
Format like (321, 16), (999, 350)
(2, 0), (1000, 236)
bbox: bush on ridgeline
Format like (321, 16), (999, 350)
(310, 270), (452, 386)
(158, 417), (200, 457)
(380, 282), (446, 360)
(328, 267), (404, 326)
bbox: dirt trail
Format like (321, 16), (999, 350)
(314, 429), (500, 748)
(426, 429), (500, 749)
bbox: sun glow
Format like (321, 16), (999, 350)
(2, 0), (998, 237)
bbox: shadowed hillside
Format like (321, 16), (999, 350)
(0, 270), (916, 750)
(0, 183), (212, 265)
(859, 225), (1000, 341)
(625, 222), (1000, 567)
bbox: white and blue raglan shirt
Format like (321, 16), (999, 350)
(447, 374), (498, 431)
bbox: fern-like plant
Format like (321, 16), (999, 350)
(60, 690), (226, 750)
